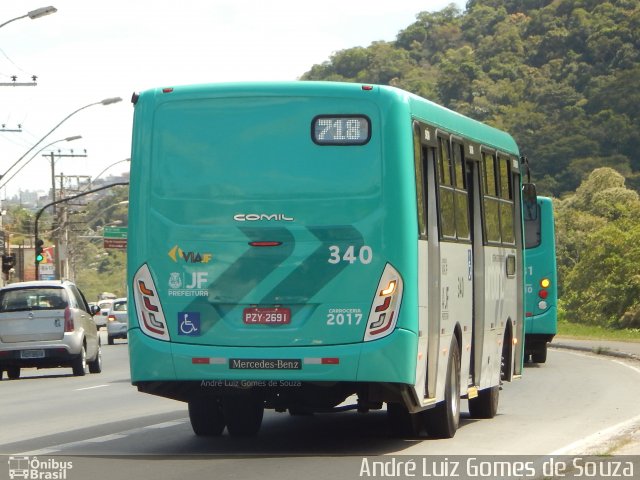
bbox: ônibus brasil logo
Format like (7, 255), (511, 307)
(8, 456), (73, 479)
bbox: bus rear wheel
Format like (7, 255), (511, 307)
(468, 385), (499, 419)
(532, 343), (547, 363)
(188, 397), (225, 436)
(425, 337), (461, 438)
(222, 395), (264, 437)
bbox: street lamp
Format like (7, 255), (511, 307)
(85, 158), (130, 190)
(0, 136), (82, 190)
(0, 6), (57, 29)
(0, 97), (122, 186)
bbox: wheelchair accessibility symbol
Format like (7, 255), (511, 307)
(178, 312), (201, 336)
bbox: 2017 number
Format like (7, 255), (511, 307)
(326, 313), (363, 326)
(328, 245), (373, 265)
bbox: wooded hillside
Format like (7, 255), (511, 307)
(302, 0), (640, 329)
(303, 0), (640, 198)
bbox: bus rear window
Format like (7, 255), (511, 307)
(151, 98), (380, 201)
(524, 204), (541, 249)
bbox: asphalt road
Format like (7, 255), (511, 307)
(1, 333), (640, 479)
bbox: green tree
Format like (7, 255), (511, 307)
(557, 168), (640, 328)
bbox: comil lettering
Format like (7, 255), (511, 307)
(233, 213), (294, 222)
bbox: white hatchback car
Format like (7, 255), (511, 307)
(106, 297), (128, 345)
(0, 280), (102, 380)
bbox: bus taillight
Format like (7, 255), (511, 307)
(364, 263), (403, 342)
(537, 277), (551, 310)
(133, 264), (171, 341)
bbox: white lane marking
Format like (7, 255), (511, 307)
(75, 384), (110, 391)
(613, 359), (640, 375)
(86, 434), (127, 443)
(18, 418), (189, 456)
(146, 420), (187, 429)
(549, 350), (640, 455)
(549, 413), (640, 455)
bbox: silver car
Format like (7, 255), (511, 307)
(106, 297), (127, 345)
(0, 280), (102, 380)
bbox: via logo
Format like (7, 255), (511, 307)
(178, 312), (201, 336)
(168, 245), (212, 264)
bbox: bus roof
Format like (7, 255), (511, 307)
(134, 81), (520, 156)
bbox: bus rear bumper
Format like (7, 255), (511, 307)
(128, 327), (418, 385)
(524, 306), (557, 336)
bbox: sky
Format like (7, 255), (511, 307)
(1, 0), (465, 198)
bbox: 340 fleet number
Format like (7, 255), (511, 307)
(328, 245), (373, 264)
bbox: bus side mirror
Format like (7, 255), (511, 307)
(522, 183), (538, 221)
(522, 183), (537, 204)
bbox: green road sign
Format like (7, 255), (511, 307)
(104, 226), (128, 249)
(104, 226), (128, 239)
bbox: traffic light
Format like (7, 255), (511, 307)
(2, 254), (15, 274)
(35, 239), (44, 263)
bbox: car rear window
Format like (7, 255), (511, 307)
(113, 301), (127, 312)
(0, 288), (68, 312)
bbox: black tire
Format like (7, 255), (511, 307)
(72, 344), (87, 376)
(387, 402), (424, 438)
(108, 336), (114, 346)
(468, 386), (499, 419)
(288, 408), (314, 416)
(425, 337), (461, 438)
(88, 343), (103, 374)
(188, 398), (226, 436)
(222, 396), (264, 437)
(532, 343), (547, 363)
(0, 369), (3, 381)
(7, 366), (20, 380)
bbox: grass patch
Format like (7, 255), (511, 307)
(557, 319), (640, 342)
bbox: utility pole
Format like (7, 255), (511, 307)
(43, 150), (88, 280)
(0, 75), (38, 87)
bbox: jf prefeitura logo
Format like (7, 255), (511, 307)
(8, 456), (73, 480)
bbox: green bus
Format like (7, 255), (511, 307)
(524, 196), (557, 363)
(128, 81), (528, 438)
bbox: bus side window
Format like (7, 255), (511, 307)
(437, 136), (456, 239)
(452, 142), (470, 241)
(498, 155), (515, 245)
(482, 152), (501, 244)
(413, 125), (428, 239)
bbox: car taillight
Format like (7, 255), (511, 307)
(64, 307), (73, 332)
(108, 314), (116, 322)
(364, 263), (404, 342)
(133, 263), (170, 341)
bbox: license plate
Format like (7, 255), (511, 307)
(20, 349), (45, 359)
(243, 307), (291, 325)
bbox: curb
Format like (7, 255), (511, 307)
(550, 343), (640, 362)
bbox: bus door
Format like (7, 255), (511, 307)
(412, 122), (440, 403)
(434, 135), (473, 397)
(465, 142), (486, 389)
(473, 149), (520, 388)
